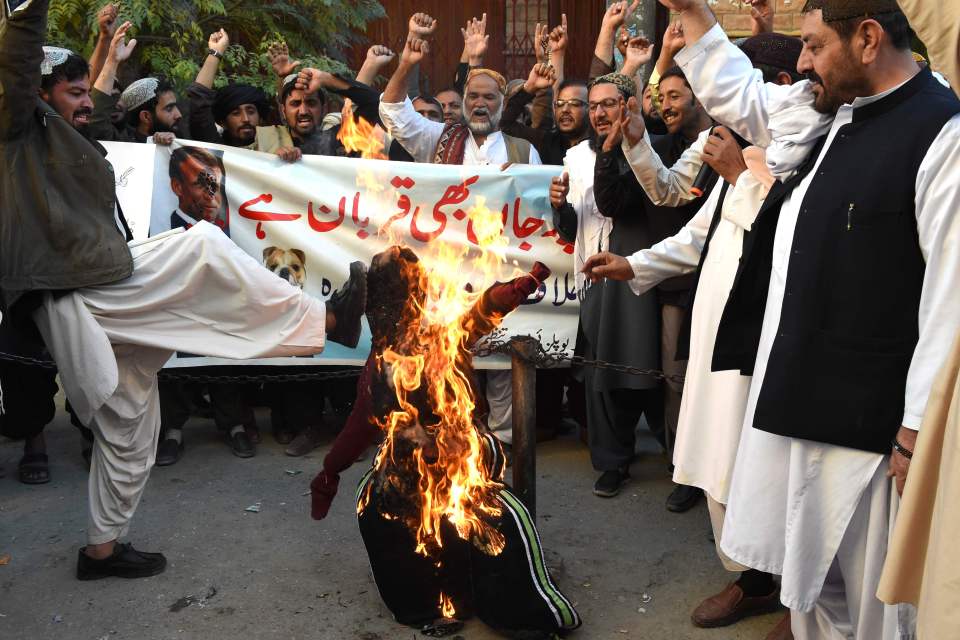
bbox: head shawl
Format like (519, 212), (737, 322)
(466, 68), (507, 94)
(121, 77), (161, 112)
(213, 83), (269, 123)
(588, 72), (637, 99)
(802, 0), (901, 22)
(41, 46), (73, 76)
(740, 33), (803, 74)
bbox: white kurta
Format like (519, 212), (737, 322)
(563, 140), (610, 297)
(676, 24), (960, 625)
(626, 171), (767, 506)
(379, 96), (542, 166)
(33, 222), (329, 544)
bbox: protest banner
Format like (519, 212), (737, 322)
(102, 139), (579, 368)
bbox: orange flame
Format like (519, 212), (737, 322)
(440, 593), (456, 618)
(337, 99), (387, 160)
(362, 198), (512, 558)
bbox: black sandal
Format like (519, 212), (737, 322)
(18, 452), (51, 485)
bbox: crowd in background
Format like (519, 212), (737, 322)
(2, 0), (959, 638)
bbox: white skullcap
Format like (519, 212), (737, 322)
(41, 46), (74, 76)
(283, 73), (299, 88)
(121, 77), (161, 111)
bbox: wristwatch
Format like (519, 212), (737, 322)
(208, 48), (223, 59)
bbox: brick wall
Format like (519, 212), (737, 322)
(696, 0), (804, 36)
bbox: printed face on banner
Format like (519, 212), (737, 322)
(163, 146), (230, 237)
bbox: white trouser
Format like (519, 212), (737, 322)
(486, 370), (513, 445)
(706, 496), (748, 573)
(791, 463), (917, 640)
(34, 223), (327, 544)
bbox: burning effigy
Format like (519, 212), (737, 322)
(312, 246), (580, 638)
(308, 111), (579, 638)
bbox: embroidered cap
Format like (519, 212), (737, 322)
(588, 72), (637, 99)
(120, 77), (161, 111)
(466, 68), (507, 94)
(41, 46), (74, 76)
(802, 0), (902, 22)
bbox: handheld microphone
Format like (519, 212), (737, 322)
(690, 126), (717, 198)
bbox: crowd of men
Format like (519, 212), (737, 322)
(1, 0), (959, 637)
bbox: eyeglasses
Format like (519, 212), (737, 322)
(588, 98), (621, 112)
(554, 99), (587, 110)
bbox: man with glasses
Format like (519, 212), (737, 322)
(501, 61), (590, 165)
(577, 70), (715, 504)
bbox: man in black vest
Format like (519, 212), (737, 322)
(662, 0), (960, 638)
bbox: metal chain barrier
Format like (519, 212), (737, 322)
(0, 329), (683, 384)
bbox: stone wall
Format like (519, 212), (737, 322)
(700, 0), (804, 36)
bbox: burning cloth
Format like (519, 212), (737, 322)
(312, 246), (580, 638)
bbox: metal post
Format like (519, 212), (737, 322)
(510, 336), (538, 517)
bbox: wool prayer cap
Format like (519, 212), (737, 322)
(588, 73), (637, 99)
(740, 33), (803, 74)
(41, 46), (73, 76)
(213, 83), (269, 123)
(121, 78), (161, 112)
(466, 68), (507, 94)
(802, 0), (902, 22)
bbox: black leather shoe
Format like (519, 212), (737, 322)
(76, 543), (167, 580)
(156, 438), (183, 466)
(666, 483), (703, 513)
(593, 468), (629, 498)
(229, 430), (255, 458)
(326, 261), (368, 349)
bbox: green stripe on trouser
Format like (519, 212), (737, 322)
(356, 468), (375, 504)
(499, 488), (580, 629)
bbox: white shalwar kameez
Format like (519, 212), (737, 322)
(33, 223), (328, 544)
(676, 24), (960, 639)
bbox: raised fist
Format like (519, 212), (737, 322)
(97, 3), (119, 38)
(408, 13), (438, 38)
(208, 29), (230, 56)
(549, 173), (570, 209)
(524, 62), (556, 94)
(402, 37), (431, 66)
(366, 44), (396, 67)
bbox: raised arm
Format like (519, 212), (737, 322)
(0, 0), (47, 141)
(90, 20), (136, 141)
(594, 1), (637, 70)
(195, 28), (229, 89)
(379, 15), (445, 163)
(666, 0), (813, 147)
(356, 44), (395, 87)
(87, 3), (118, 87)
(548, 14), (568, 91)
(620, 96), (705, 207)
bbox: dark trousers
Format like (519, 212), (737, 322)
(357, 476), (581, 637)
(586, 385), (663, 471)
(158, 372), (253, 437)
(0, 361), (58, 441)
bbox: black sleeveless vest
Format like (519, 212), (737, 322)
(712, 69), (960, 453)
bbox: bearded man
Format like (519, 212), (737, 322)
(662, 0), (960, 638)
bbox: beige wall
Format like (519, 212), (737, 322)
(675, 0), (804, 36)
